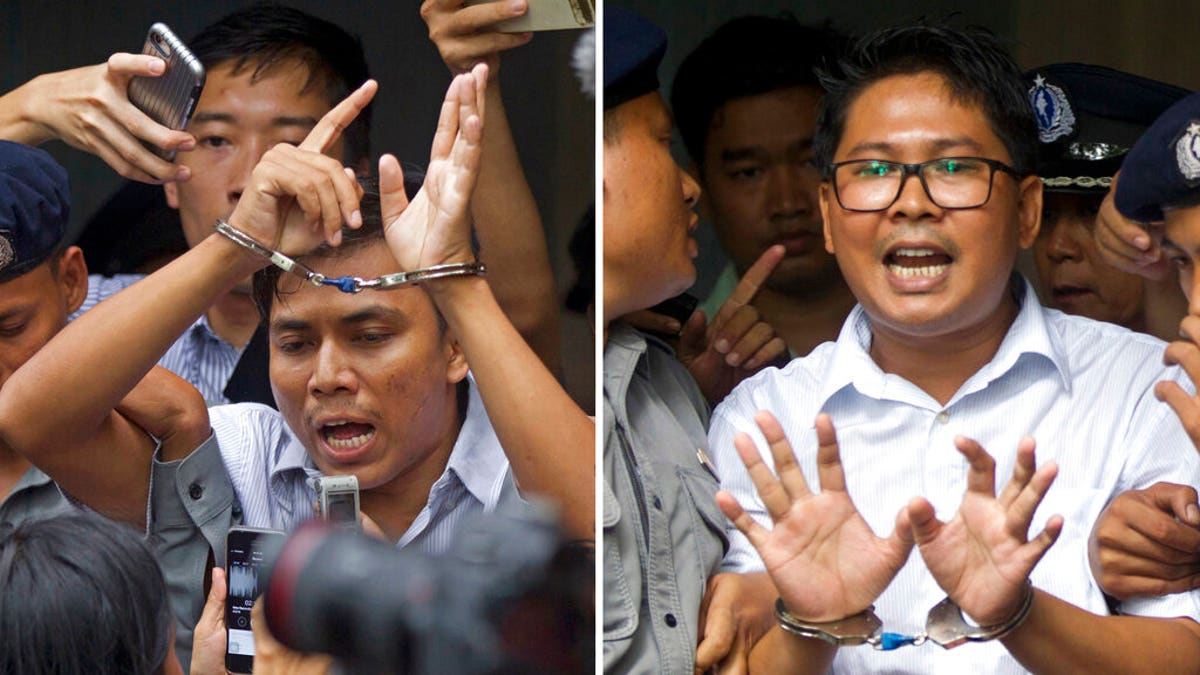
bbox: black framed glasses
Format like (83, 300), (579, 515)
(829, 157), (1022, 212)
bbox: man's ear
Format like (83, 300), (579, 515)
(163, 181), (180, 209)
(56, 246), (89, 314)
(442, 329), (469, 384)
(1016, 174), (1044, 249)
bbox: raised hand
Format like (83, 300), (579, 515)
(1094, 171), (1172, 281)
(421, 0), (534, 75)
(678, 245), (788, 404)
(716, 412), (913, 622)
(225, 80), (377, 255)
(1, 54), (196, 182)
(905, 436), (1062, 626)
(380, 64), (487, 272)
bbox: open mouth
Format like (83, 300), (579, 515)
(885, 247), (953, 278)
(320, 420), (376, 451)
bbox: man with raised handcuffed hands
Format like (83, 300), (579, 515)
(0, 66), (592, 673)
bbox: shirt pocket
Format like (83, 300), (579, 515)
(677, 466), (730, 575)
(603, 479), (639, 642)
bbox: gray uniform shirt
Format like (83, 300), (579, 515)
(603, 323), (728, 674)
(0, 465), (75, 528)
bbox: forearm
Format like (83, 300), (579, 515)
(471, 79), (562, 374)
(1003, 590), (1200, 674)
(0, 76), (52, 144)
(0, 234), (261, 454)
(748, 625), (837, 675)
(427, 276), (593, 539)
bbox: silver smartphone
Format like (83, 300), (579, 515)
(225, 526), (285, 674)
(465, 0), (594, 32)
(315, 475), (361, 530)
(127, 22), (205, 161)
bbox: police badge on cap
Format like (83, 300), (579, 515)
(1029, 74), (1076, 143)
(1175, 122), (1200, 182)
(0, 231), (14, 273)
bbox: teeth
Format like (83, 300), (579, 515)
(325, 428), (375, 449)
(321, 421), (374, 450)
(894, 248), (936, 257)
(889, 264), (948, 278)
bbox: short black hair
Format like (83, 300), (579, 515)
(0, 515), (172, 675)
(814, 20), (1037, 178)
(671, 15), (843, 166)
(190, 3), (372, 165)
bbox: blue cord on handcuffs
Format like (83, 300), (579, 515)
(321, 276), (361, 293)
(878, 632), (920, 650)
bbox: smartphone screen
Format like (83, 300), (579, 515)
(325, 490), (358, 523)
(225, 528), (283, 674)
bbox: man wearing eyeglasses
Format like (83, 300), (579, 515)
(706, 21), (1200, 674)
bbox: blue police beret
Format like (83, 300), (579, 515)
(1115, 91), (1200, 223)
(1025, 63), (1190, 194)
(0, 141), (69, 283)
(603, 7), (666, 110)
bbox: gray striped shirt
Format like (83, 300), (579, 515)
(77, 274), (241, 405)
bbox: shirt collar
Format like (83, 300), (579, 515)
(603, 322), (650, 409)
(10, 464), (54, 493)
(817, 275), (1070, 408)
(443, 374), (507, 507)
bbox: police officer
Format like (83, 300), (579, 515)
(1026, 63), (1189, 339)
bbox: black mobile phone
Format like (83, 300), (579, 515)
(127, 22), (205, 161)
(315, 475), (361, 530)
(225, 527), (285, 674)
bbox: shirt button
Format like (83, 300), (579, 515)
(936, 411), (950, 425)
(188, 482), (204, 500)
(652, 496), (663, 510)
(231, 501), (243, 519)
(664, 613), (677, 627)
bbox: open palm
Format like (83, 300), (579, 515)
(907, 436), (1062, 626)
(717, 412), (913, 622)
(380, 63), (487, 272)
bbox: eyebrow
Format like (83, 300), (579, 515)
(843, 136), (987, 158)
(191, 112), (320, 128)
(270, 304), (407, 333)
(719, 138), (814, 163)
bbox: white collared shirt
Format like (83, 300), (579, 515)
(709, 278), (1200, 674)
